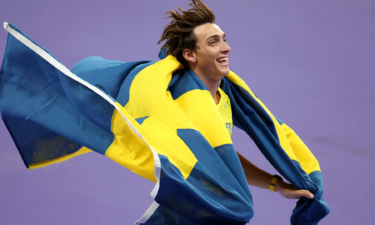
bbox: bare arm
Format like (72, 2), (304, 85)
(237, 152), (314, 199)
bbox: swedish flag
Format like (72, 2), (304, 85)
(0, 23), (329, 224)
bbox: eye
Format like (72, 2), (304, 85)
(210, 40), (216, 45)
(223, 39), (228, 43)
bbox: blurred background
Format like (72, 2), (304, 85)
(0, 0), (374, 224)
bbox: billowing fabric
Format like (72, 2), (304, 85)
(0, 23), (330, 225)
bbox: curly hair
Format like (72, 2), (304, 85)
(157, 0), (215, 68)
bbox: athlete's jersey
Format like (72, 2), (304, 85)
(217, 87), (233, 137)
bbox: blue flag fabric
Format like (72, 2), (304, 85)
(0, 23), (329, 224)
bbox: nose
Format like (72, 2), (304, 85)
(221, 41), (231, 54)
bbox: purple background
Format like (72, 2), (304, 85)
(0, 0), (374, 224)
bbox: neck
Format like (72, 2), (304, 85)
(191, 68), (221, 103)
(205, 78), (221, 102)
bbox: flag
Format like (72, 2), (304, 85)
(0, 22), (329, 224)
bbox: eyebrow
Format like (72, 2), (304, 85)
(206, 34), (226, 41)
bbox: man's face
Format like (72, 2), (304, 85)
(192, 23), (231, 80)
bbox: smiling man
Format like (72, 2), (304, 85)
(158, 0), (314, 202)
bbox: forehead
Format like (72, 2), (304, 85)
(193, 23), (225, 43)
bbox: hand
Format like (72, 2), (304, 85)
(275, 180), (314, 199)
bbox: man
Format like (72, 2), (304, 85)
(0, 0), (329, 224)
(158, 0), (314, 200)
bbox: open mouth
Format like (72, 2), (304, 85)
(216, 57), (228, 66)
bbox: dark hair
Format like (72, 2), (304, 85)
(157, 0), (215, 68)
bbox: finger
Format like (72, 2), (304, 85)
(287, 190), (313, 199)
(283, 191), (302, 199)
(299, 190), (314, 199)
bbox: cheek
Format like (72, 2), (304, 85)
(201, 58), (217, 70)
(205, 52), (217, 64)
(197, 49), (218, 69)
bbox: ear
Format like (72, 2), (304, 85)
(182, 49), (197, 63)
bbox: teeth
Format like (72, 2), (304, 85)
(217, 58), (228, 62)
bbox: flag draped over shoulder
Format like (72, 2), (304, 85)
(0, 23), (329, 225)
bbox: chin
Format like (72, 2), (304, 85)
(221, 68), (230, 76)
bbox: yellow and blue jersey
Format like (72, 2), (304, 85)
(0, 22), (330, 225)
(217, 87), (233, 137)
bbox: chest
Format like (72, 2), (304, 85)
(217, 88), (233, 137)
